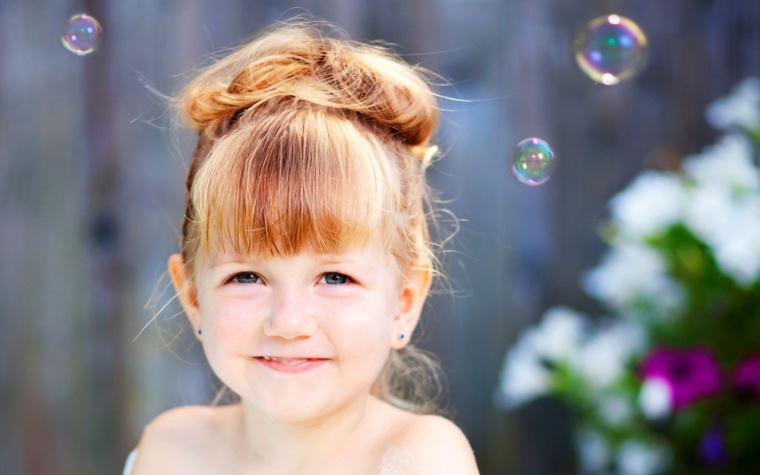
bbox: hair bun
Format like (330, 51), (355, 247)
(178, 21), (439, 148)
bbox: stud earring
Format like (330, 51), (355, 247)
(399, 332), (405, 340)
(197, 328), (202, 336)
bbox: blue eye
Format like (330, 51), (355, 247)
(230, 272), (259, 284)
(322, 272), (349, 285)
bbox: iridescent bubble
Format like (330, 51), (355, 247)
(574, 14), (648, 85)
(511, 138), (556, 186)
(61, 14), (102, 56)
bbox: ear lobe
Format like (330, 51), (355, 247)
(391, 265), (432, 350)
(168, 254), (202, 335)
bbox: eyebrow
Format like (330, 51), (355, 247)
(208, 254), (254, 269)
(208, 252), (379, 272)
(315, 254), (380, 272)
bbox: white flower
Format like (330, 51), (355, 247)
(598, 393), (634, 427)
(684, 184), (760, 286)
(494, 306), (588, 408)
(683, 182), (735, 241)
(683, 133), (758, 190)
(494, 338), (551, 408)
(609, 171), (685, 239)
(617, 439), (671, 475)
(681, 135), (760, 284)
(710, 195), (760, 285)
(571, 319), (647, 390)
(524, 306), (587, 362)
(706, 76), (760, 131)
(638, 378), (672, 420)
(583, 240), (684, 312)
(575, 428), (612, 473)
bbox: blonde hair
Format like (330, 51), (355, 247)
(176, 19), (445, 414)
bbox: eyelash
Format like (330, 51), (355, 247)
(227, 272), (260, 284)
(225, 272), (353, 285)
(321, 272), (353, 285)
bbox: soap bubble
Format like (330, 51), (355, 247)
(574, 14), (648, 85)
(62, 13), (102, 56)
(512, 138), (556, 186)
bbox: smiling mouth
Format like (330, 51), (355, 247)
(255, 356), (329, 373)
(259, 356), (323, 365)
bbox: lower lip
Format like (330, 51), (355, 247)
(255, 357), (329, 374)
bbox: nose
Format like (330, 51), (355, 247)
(262, 287), (318, 340)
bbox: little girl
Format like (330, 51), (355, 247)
(127, 19), (479, 475)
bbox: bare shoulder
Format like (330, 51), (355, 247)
(392, 414), (480, 475)
(130, 405), (235, 475)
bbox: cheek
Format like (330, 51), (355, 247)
(198, 297), (258, 350)
(197, 299), (257, 388)
(330, 298), (396, 353)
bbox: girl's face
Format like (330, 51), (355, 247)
(169, 244), (429, 422)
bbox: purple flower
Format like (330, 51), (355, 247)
(699, 426), (726, 467)
(733, 352), (760, 400)
(639, 347), (722, 409)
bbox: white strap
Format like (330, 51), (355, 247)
(123, 449), (138, 475)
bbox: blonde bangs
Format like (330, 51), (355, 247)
(188, 107), (400, 261)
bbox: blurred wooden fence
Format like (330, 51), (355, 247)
(1, 1), (758, 474)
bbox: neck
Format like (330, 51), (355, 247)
(237, 393), (377, 471)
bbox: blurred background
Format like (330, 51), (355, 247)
(2, 0), (759, 474)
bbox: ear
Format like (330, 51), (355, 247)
(168, 253), (202, 339)
(391, 263), (432, 350)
